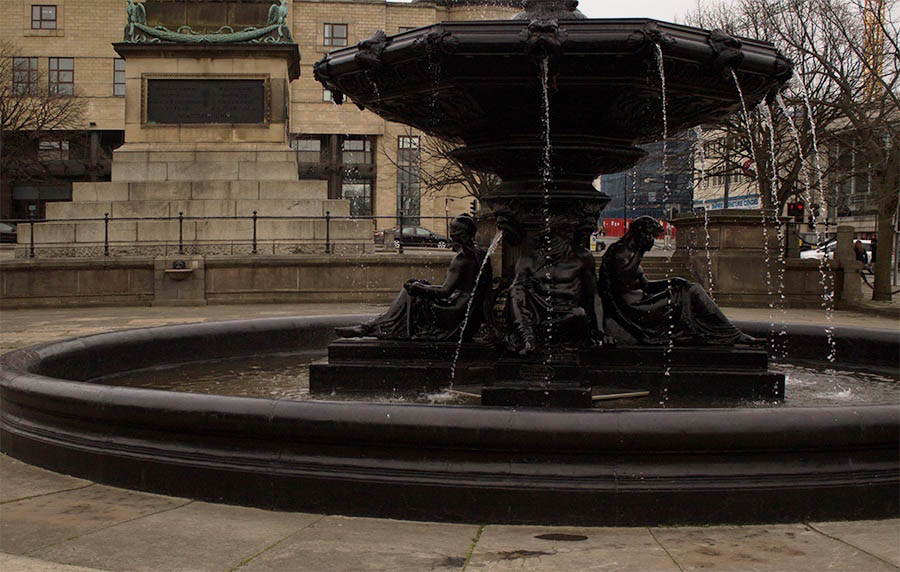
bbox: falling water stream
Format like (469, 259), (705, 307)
(759, 103), (790, 358)
(654, 43), (674, 404)
(693, 126), (717, 299)
(539, 56), (556, 368)
(797, 83), (837, 366)
(448, 231), (504, 388)
(731, 71), (776, 349)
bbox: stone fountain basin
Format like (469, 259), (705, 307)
(1, 315), (896, 526)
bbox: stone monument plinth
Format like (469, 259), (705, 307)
(18, 0), (371, 258)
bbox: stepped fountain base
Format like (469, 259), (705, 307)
(309, 338), (784, 405)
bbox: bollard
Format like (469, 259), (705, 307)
(104, 213), (110, 256)
(252, 211), (258, 254)
(325, 210), (331, 254)
(28, 213), (35, 258)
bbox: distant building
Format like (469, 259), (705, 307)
(598, 138), (694, 222)
(1, 0), (517, 230)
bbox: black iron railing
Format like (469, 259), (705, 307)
(0, 213), (458, 258)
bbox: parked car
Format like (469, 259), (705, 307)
(374, 226), (450, 249)
(800, 239), (871, 262)
(0, 222), (17, 244)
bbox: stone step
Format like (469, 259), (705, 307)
(46, 198), (350, 220)
(111, 160), (300, 183)
(72, 180), (327, 202)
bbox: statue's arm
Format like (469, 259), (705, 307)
(409, 255), (466, 299)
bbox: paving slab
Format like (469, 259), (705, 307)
(651, 522), (898, 571)
(0, 455), (91, 504)
(809, 519), (900, 567)
(0, 484), (188, 555)
(238, 515), (478, 572)
(466, 525), (678, 571)
(0, 553), (110, 572)
(30, 501), (321, 572)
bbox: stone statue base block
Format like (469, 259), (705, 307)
(310, 339), (785, 405)
(309, 339), (493, 394)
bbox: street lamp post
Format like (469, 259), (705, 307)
(444, 197), (455, 237)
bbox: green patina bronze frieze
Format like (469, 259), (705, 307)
(124, 0), (293, 44)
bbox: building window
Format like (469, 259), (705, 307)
(323, 88), (333, 102)
(293, 135), (375, 214)
(342, 137), (373, 216)
(292, 136), (324, 179)
(397, 136), (421, 225)
(324, 23), (348, 46)
(31, 5), (56, 29)
(113, 58), (125, 96)
(38, 140), (69, 161)
(342, 180), (372, 218)
(12, 57), (38, 95)
(48, 57), (74, 95)
(342, 137), (371, 165)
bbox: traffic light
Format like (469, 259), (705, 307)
(787, 202), (805, 222)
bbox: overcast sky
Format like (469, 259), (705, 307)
(576, 0), (716, 22)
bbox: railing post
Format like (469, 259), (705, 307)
(398, 212), (404, 254)
(28, 212), (35, 258)
(252, 210), (258, 254)
(325, 210), (331, 254)
(178, 211), (184, 255)
(104, 213), (110, 257)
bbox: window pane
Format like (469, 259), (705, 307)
(33, 6), (40, 19)
(323, 89), (332, 102)
(293, 139), (320, 152)
(342, 181), (372, 217)
(41, 6), (55, 18)
(59, 71), (73, 82)
(59, 58), (73, 70)
(115, 58), (125, 71)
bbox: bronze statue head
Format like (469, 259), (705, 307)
(627, 216), (663, 252)
(449, 214), (477, 250)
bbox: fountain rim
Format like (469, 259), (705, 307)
(319, 17), (784, 54)
(1, 314), (896, 525)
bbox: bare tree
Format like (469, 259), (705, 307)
(382, 127), (500, 202)
(0, 41), (86, 192)
(686, 1), (845, 212)
(689, 0), (899, 300)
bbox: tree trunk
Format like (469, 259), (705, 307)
(871, 176), (898, 301)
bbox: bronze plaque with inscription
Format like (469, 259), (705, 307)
(146, 79), (266, 124)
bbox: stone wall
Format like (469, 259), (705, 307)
(674, 209), (842, 308)
(0, 253), (453, 309)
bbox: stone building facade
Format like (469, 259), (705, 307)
(1, 0), (517, 231)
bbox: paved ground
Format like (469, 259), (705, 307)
(1, 302), (898, 571)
